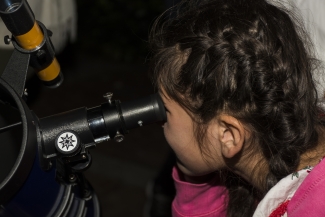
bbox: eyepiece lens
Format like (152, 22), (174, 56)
(0, 0), (22, 13)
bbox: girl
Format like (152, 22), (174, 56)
(149, 0), (325, 216)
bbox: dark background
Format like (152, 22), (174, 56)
(7, 0), (174, 216)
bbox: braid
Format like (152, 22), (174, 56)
(240, 3), (319, 187)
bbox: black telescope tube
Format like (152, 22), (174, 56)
(38, 94), (167, 159)
(0, 0), (34, 35)
(38, 94), (166, 157)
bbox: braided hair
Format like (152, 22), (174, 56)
(149, 0), (322, 216)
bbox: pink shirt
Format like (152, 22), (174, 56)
(172, 167), (228, 217)
(288, 158), (325, 216)
(172, 159), (325, 217)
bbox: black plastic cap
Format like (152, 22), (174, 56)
(42, 71), (64, 88)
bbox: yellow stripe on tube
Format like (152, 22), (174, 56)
(37, 58), (60, 81)
(14, 21), (61, 84)
(14, 21), (43, 50)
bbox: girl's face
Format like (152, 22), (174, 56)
(160, 91), (224, 176)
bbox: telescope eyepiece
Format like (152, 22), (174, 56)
(87, 93), (166, 143)
(120, 94), (166, 130)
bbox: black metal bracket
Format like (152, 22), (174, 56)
(1, 48), (29, 97)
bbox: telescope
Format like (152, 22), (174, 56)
(0, 0), (166, 216)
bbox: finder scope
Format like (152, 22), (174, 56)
(0, 0), (63, 87)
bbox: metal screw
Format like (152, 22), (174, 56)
(103, 92), (113, 104)
(138, 120), (143, 126)
(37, 49), (46, 60)
(24, 88), (28, 96)
(114, 131), (124, 142)
(83, 189), (89, 195)
(69, 174), (76, 181)
(82, 155), (87, 159)
(4, 35), (11, 45)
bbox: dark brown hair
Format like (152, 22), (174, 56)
(149, 0), (322, 216)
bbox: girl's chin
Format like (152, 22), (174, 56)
(176, 161), (209, 177)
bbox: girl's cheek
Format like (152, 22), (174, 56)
(163, 124), (168, 136)
(163, 126), (172, 144)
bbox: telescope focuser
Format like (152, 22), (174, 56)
(37, 92), (166, 174)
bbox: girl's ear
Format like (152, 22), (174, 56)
(217, 115), (246, 158)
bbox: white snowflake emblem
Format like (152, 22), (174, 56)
(56, 132), (79, 153)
